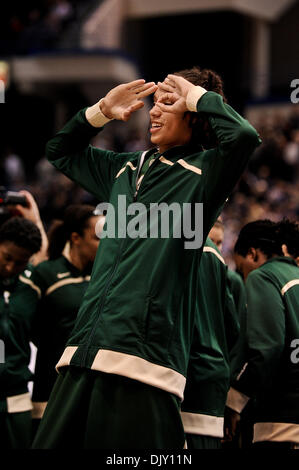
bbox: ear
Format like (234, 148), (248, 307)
(70, 232), (80, 245)
(248, 247), (258, 262)
(295, 256), (299, 267)
(189, 114), (198, 126)
(281, 244), (290, 257)
(185, 112), (197, 127)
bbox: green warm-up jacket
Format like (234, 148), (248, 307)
(227, 257), (299, 443)
(31, 255), (91, 417)
(0, 267), (38, 413)
(46, 90), (260, 401)
(181, 238), (239, 437)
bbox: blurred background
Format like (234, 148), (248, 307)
(1, 0), (299, 266)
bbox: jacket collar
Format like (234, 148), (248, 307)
(149, 143), (203, 162)
(263, 256), (298, 268)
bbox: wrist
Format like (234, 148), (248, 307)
(99, 98), (113, 120)
(35, 218), (43, 228)
(186, 85), (208, 112)
(85, 99), (114, 128)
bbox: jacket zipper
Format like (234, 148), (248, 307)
(133, 150), (148, 201)
(80, 150), (161, 366)
(80, 236), (127, 366)
(1, 291), (10, 339)
(133, 150), (161, 201)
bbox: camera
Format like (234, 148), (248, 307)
(0, 187), (28, 226)
(0, 186), (27, 207)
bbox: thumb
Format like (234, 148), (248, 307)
(122, 102), (144, 121)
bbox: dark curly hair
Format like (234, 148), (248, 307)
(0, 216), (42, 255)
(276, 218), (299, 259)
(174, 66), (226, 148)
(234, 219), (282, 259)
(175, 66), (227, 102)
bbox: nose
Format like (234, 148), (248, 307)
(149, 102), (162, 118)
(4, 262), (16, 275)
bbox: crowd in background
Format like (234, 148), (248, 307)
(1, 107), (299, 268)
(0, 0), (96, 55)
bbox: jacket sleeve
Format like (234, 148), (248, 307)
(27, 264), (48, 348)
(46, 108), (133, 202)
(194, 91), (261, 210)
(227, 270), (248, 379)
(226, 269), (285, 413)
(224, 282), (240, 356)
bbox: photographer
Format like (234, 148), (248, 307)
(1, 188), (48, 265)
(0, 189), (47, 448)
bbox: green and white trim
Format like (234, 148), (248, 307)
(7, 392), (32, 413)
(254, 422), (299, 443)
(56, 346), (186, 401)
(181, 411), (224, 438)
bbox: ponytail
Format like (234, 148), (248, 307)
(47, 204), (96, 260)
(47, 219), (69, 260)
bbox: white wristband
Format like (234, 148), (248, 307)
(85, 99), (113, 128)
(186, 86), (208, 112)
(226, 387), (250, 413)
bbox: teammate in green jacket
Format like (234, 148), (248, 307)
(33, 66), (260, 449)
(181, 237), (239, 449)
(226, 220), (299, 449)
(276, 218), (299, 266)
(208, 218), (250, 448)
(0, 216), (42, 449)
(208, 218), (247, 324)
(30, 205), (103, 436)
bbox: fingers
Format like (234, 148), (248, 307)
(19, 190), (32, 206)
(14, 204), (25, 216)
(130, 101), (145, 112)
(157, 81), (174, 93)
(126, 79), (146, 89)
(137, 84), (158, 98)
(132, 81), (156, 91)
(122, 101), (144, 121)
(157, 92), (176, 103)
(166, 74), (180, 86)
(155, 102), (171, 113)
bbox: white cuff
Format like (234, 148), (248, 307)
(85, 99), (113, 128)
(186, 86), (207, 112)
(226, 387), (250, 413)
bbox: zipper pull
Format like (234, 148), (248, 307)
(133, 190), (138, 202)
(3, 291), (10, 305)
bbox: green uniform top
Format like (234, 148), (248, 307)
(181, 238), (239, 438)
(227, 257), (299, 443)
(227, 269), (247, 378)
(227, 269), (246, 320)
(0, 266), (39, 411)
(31, 255), (91, 403)
(46, 90), (260, 400)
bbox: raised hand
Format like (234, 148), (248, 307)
(14, 190), (49, 264)
(14, 190), (42, 225)
(100, 79), (158, 122)
(156, 74), (196, 113)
